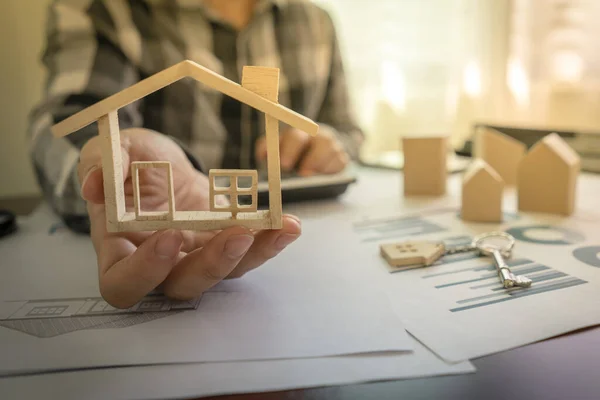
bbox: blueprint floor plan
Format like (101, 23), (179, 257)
(0, 294), (201, 338)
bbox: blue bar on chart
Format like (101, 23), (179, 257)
(353, 216), (447, 243)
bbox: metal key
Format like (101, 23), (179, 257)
(472, 232), (532, 289)
(381, 231), (533, 287)
(442, 242), (479, 257)
(489, 249), (531, 288)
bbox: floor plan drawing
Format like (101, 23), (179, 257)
(0, 294), (201, 338)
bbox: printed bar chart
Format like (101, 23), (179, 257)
(354, 216), (447, 243)
(353, 213), (590, 314)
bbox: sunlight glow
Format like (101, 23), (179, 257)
(381, 61), (406, 112)
(551, 50), (584, 83)
(507, 57), (530, 108)
(463, 60), (482, 98)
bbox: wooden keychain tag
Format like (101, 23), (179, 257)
(380, 241), (445, 271)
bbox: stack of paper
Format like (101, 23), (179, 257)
(4, 167), (600, 399)
(347, 208), (600, 362)
(0, 204), (474, 399)
(284, 167), (600, 364)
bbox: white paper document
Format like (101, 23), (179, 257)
(0, 335), (474, 400)
(0, 206), (412, 376)
(348, 208), (600, 362)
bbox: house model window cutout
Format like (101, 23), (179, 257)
(51, 60), (319, 232)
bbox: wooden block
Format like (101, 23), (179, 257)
(118, 210), (272, 231)
(240, 67), (280, 100)
(517, 133), (580, 216)
(98, 111), (125, 232)
(242, 66), (283, 229)
(131, 161), (175, 221)
(402, 136), (447, 196)
(461, 159), (504, 223)
(380, 241), (445, 270)
(208, 169), (258, 219)
(474, 126), (526, 186)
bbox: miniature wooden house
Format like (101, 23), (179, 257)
(517, 133), (580, 216)
(474, 126), (526, 186)
(461, 159), (504, 223)
(402, 136), (447, 196)
(380, 241), (445, 268)
(51, 60), (318, 232)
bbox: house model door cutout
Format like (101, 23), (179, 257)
(131, 161), (176, 221)
(51, 61), (319, 232)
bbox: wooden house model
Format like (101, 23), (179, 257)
(380, 241), (446, 269)
(461, 159), (504, 223)
(517, 133), (580, 215)
(402, 136), (447, 196)
(51, 60), (318, 232)
(474, 126), (526, 186)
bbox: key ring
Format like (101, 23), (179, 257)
(471, 231), (515, 258)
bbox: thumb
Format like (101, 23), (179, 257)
(80, 166), (105, 204)
(78, 135), (130, 204)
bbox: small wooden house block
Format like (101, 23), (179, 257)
(402, 136), (447, 196)
(474, 126), (526, 186)
(461, 159), (504, 223)
(380, 241), (445, 269)
(517, 133), (580, 216)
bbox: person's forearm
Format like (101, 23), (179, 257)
(29, 95), (98, 216)
(29, 1), (142, 230)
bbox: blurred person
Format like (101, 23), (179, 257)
(28, 0), (363, 308)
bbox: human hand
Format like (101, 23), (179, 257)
(78, 128), (301, 308)
(255, 127), (349, 176)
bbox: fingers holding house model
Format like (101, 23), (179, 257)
(78, 128), (302, 309)
(52, 61), (320, 308)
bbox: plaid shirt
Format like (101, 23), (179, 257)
(29, 0), (363, 224)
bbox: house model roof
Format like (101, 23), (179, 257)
(479, 126), (526, 149)
(525, 133), (580, 167)
(51, 60), (319, 138)
(463, 158), (503, 185)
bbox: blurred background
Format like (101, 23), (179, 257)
(2, 0), (600, 197)
(0, 1), (49, 197)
